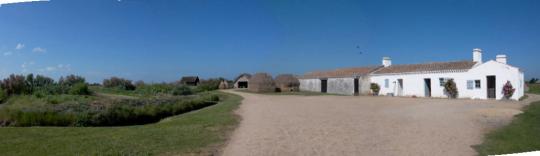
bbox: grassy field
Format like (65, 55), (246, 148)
(475, 101), (540, 155)
(528, 83), (540, 94)
(0, 91), (242, 155)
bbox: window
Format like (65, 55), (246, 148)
(384, 79), (389, 88)
(467, 80), (474, 90)
(475, 80), (481, 89)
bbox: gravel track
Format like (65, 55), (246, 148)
(222, 90), (539, 156)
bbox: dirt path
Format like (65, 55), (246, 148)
(222, 90), (535, 156)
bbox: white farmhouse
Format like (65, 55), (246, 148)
(299, 49), (525, 100)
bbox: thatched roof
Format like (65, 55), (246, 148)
(180, 76), (199, 83)
(234, 73), (252, 82)
(275, 74), (300, 86)
(248, 73), (275, 92)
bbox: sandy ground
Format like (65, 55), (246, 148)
(221, 90), (540, 156)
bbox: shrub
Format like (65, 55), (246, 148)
(370, 83), (380, 95)
(69, 83), (91, 95)
(195, 78), (223, 92)
(444, 79), (458, 98)
(171, 86), (192, 96)
(34, 75), (55, 87)
(0, 89), (7, 103)
(103, 77), (136, 90)
(1, 74), (28, 95)
(59, 75), (86, 86)
(503, 81), (516, 99)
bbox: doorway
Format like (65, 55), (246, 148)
(321, 79), (327, 93)
(354, 78), (359, 95)
(397, 79), (403, 96)
(424, 78), (431, 97)
(487, 76), (496, 99)
(237, 81), (248, 88)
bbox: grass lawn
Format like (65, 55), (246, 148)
(475, 101), (540, 155)
(235, 89), (342, 96)
(0, 91), (242, 155)
(528, 83), (540, 94)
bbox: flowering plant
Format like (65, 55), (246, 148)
(502, 81), (515, 99)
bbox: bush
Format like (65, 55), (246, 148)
(59, 75), (86, 86)
(69, 83), (91, 95)
(194, 78), (223, 92)
(444, 79), (458, 98)
(103, 77), (136, 90)
(370, 83), (380, 95)
(1, 74), (28, 95)
(503, 81), (516, 99)
(0, 89), (7, 103)
(171, 86), (192, 96)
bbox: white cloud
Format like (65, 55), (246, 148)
(3, 51), (13, 56)
(32, 47), (46, 53)
(0, 0), (50, 7)
(15, 43), (24, 50)
(21, 61), (35, 73)
(42, 64), (71, 72)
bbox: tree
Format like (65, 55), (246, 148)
(370, 83), (380, 96)
(529, 78), (539, 84)
(444, 79), (458, 99)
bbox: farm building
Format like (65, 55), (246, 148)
(180, 76), (200, 86)
(234, 73), (251, 89)
(248, 73), (275, 92)
(275, 74), (300, 92)
(299, 48), (525, 100)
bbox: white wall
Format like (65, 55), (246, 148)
(327, 78), (354, 95)
(299, 79), (321, 92)
(371, 60), (525, 100)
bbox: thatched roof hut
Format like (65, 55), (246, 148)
(234, 73), (251, 89)
(180, 76), (199, 86)
(219, 80), (229, 89)
(275, 74), (300, 92)
(248, 73), (275, 92)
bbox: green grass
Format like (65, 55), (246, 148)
(475, 101), (540, 155)
(0, 91), (242, 155)
(528, 83), (540, 94)
(235, 89), (342, 96)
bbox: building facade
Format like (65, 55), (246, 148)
(299, 49), (525, 100)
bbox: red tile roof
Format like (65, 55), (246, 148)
(373, 60), (476, 74)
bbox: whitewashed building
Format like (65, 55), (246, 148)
(299, 49), (525, 100)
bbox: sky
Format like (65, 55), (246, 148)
(0, 0), (539, 83)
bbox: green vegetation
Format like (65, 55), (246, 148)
(0, 91), (242, 155)
(475, 101), (540, 155)
(528, 83), (540, 94)
(370, 83), (380, 96)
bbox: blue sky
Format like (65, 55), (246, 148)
(0, 0), (539, 83)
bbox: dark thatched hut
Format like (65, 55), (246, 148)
(275, 74), (300, 92)
(180, 76), (200, 86)
(248, 73), (275, 92)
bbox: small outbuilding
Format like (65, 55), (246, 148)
(248, 73), (275, 92)
(234, 73), (251, 89)
(180, 76), (200, 86)
(219, 80), (229, 89)
(275, 74), (300, 92)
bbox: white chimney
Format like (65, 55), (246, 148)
(496, 54), (507, 64)
(382, 57), (392, 67)
(473, 48), (482, 63)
